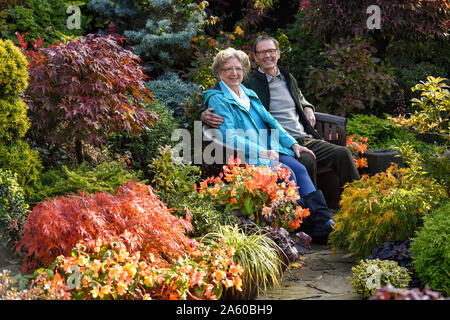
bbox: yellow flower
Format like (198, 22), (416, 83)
(123, 263), (137, 278)
(100, 285), (112, 298)
(234, 26), (244, 36)
(214, 270), (226, 282)
(224, 279), (234, 288)
(233, 276), (243, 291)
(108, 264), (122, 280)
(91, 287), (100, 299)
(117, 247), (129, 262)
(76, 256), (88, 265)
(144, 275), (153, 286)
(91, 259), (102, 276)
(117, 282), (128, 296)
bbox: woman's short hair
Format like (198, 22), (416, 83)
(211, 47), (251, 79)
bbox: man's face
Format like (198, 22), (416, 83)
(253, 39), (280, 75)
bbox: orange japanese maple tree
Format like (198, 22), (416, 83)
(16, 181), (195, 272)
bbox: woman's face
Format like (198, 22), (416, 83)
(218, 57), (244, 93)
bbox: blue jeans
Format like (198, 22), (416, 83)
(278, 154), (316, 197)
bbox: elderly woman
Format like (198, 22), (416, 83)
(203, 48), (334, 243)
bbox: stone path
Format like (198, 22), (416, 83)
(257, 243), (361, 300)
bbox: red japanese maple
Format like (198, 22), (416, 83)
(23, 34), (157, 163)
(16, 181), (195, 273)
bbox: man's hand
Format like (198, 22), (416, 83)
(303, 107), (316, 127)
(292, 143), (316, 159)
(201, 108), (223, 128)
(259, 149), (279, 161)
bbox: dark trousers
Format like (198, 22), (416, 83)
(295, 137), (360, 189)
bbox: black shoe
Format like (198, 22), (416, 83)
(309, 219), (335, 244)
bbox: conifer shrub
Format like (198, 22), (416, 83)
(145, 72), (201, 118)
(0, 39), (30, 143)
(410, 202), (450, 296)
(0, 169), (29, 244)
(29, 160), (143, 204)
(0, 98), (30, 144)
(16, 181), (195, 273)
(330, 164), (447, 258)
(0, 38), (28, 98)
(0, 139), (42, 199)
(0, 38), (42, 198)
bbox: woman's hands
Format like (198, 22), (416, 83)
(260, 144), (315, 161)
(259, 149), (279, 161)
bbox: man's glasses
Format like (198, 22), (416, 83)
(254, 48), (278, 57)
(221, 67), (243, 73)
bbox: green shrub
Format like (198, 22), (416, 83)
(108, 101), (179, 180)
(348, 259), (411, 298)
(148, 145), (200, 204)
(347, 114), (426, 150)
(330, 164), (447, 258)
(1, 0), (82, 46)
(410, 202), (450, 296)
(201, 225), (284, 299)
(0, 38), (28, 98)
(147, 145), (229, 237)
(0, 140), (42, 198)
(282, 9), (326, 90)
(29, 160), (143, 204)
(306, 36), (397, 116)
(396, 62), (447, 102)
(169, 191), (231, 239)
(0, 169), (29, 244)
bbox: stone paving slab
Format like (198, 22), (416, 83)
(257, 243), (362, 300)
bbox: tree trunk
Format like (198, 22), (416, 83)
(75, 138), (84, 164)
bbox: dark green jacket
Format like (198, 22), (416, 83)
(242, 67), (321, 139)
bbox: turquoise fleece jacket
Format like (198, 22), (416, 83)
(203, 81), (297, 166)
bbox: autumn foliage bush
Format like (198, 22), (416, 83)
(330, 164), (447, 258)
(16, 181), (195, 273)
